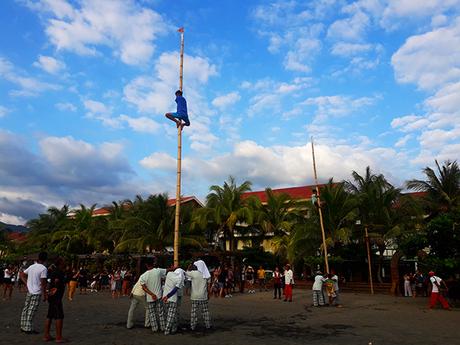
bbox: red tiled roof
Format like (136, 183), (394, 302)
(92, 207), (111, 216)
(7, 232), (27, 242)
(91, 196), (203, 216)
(241, 184), (327, 203)
(167, 196), (203, 207)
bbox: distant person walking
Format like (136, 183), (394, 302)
(19, 252), (48, 334)
(428, 271), (450, 310)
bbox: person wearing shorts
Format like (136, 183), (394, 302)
(44, 258), (67, 342)
(165, 90), (190, 129)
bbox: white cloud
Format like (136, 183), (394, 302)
(33, 55), (65, 74)
(119, 114), (160, 134)
(83, 99), (120, 127)
(331, 42), (373, 57)
(0, 106), (9, 118)
(26, 0), (169, 65)
(0, 57), (60, 96)
(327, 10), (370, 41)
(381, 0), (460, 29)
(391, 114), (430, 133)
(140, 152), (176, 171)
(141, 139), (409, 191)
(55, 102), (76, 112)
(0, 212), (27, 226)
(391, 18), (460, 91)
(395, 134), (411, 148)
(212, 92), (241, 110)
(304, 95), (375, 122)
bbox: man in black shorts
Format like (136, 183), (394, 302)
(44, 257), (67, 342)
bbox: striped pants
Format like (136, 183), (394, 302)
(312, 290), (325, 306)
(20, 293), (41, 332)
(164, 301), (178, 334)
(146, 300), (165, 332)
(190, 300), (211, 330)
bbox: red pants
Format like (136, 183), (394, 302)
(429, 292), (449, 309)
(284, 284), (292, 301)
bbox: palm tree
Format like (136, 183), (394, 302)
(52, 204), (97, 254)
(200, 176), (253, 252)
(114, 194), (174, 253)
(26, 205), (70, 251)
(345, 167), (401, 282)
(248, 188), (300, 258)
(406, 160), (460, 214)
(318, 179), (357, 253)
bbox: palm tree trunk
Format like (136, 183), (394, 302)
(390, 250), (403, 295)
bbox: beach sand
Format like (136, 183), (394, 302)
(1, 288), (458, 345)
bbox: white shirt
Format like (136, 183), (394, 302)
(4, 268), (12, 279)
(163, 271), (183, 303)
(284, 269), (294, 285)
(185, 270), (209, 301)
(430, 276), (442, 293)
(140, 268), (166, 302)
(332, 274), (339, 291)
(24, 263), (47, 295)
(312, 275), (325, 290)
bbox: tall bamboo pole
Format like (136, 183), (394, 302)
(173, 28), (185, 266)
(365, 226), (374, 294)
(311, 137), (330, 274)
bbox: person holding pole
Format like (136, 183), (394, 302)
(165, 90), (190, 130)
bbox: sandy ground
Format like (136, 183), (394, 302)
(0, 288), (458, 345)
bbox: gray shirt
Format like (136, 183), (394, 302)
(185, 270), (209, 301)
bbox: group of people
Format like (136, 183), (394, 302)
(403, 270), (430, 297)
(311, 270), (342, 307)
(127, 258), (212, 335)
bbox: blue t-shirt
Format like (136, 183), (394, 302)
(175, 95), (188, 116)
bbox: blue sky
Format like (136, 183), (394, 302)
(1, 0), (460, 224)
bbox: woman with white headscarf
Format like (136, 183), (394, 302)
(186, 261), (212, 331)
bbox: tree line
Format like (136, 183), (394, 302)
(1, 160), (459, 277)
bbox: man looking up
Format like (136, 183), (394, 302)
(165, 90), (190, 130)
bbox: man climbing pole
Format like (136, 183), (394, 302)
(165, 90), (190, 130)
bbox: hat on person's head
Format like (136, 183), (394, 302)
(429, 271), (435, 276)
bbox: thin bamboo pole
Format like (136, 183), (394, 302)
(311, 137), (329, 274)
(365, 226), (374, 294)
(173, 28), (185, 266)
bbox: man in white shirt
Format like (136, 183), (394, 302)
(19, 252), (48, 334)
(428, 271), (450, 310)
(140, 258), (167, 332)
(186, 261), (211, 331)
(283, 264), (294, 302)
(162, 267), (185, 335)
(312, 271), (326, 307)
